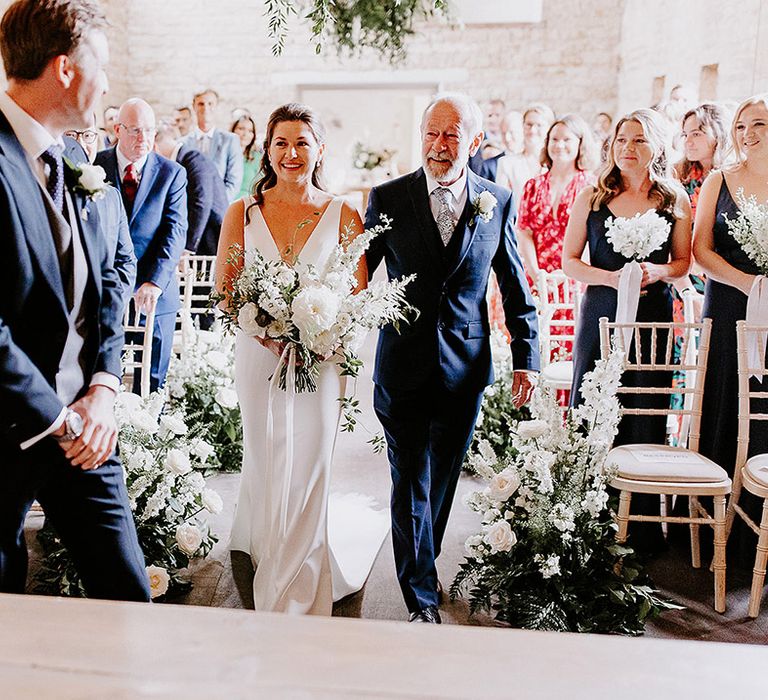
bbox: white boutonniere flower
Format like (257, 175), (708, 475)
(471, 190), (497, 226)
(63, 157), (109, 201)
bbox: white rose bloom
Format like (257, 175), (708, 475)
(292, 285), (340, 336)
(159, 413), (188, 437)
(214, 387), (239, 410)
(488, 467), (521, 502)
(517, 419), (549, 440)
(202, 488), (224, 515)
(175, 523), (203, 556)
(79, 163), (107, 191)
(129, 409), (159, 435)
(238, 302), (267, 338)
(464, 534), (484, 557)
(116, 391), (143, 415)
(483, 520), (517, 553)
(477, 190), (498, 213)
(146, 565), (170, 599)
(275, 266), (297, 288)
(164, 448), (192, 475)
(205, 350), (230, 372)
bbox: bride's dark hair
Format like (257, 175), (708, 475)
(245, 103), (327, 224)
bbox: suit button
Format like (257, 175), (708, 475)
(438, 322), (445, 330)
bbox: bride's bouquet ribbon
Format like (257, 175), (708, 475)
(615, 260), (643, 352)
(745, 275), (768, 380)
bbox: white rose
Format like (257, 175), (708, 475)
(214, 387), (239, 410)
(164, 448), (191, 475)
(488, 468), (521, 502)
(190, 439), (215, 462)
(205, 350), (229, 372)
(79, 163), (107, 191)
(202, 488), (223, 515)
(159, 413), (188, 437)
(517, 419), (549, 440)
(275, 266), (297, 288)
(483, 520), (517, 553)
(116, 391), (143, 414)
(129, 409), (159, 434)
(464, 534), (484, 557)
(238, 302), (267, 338)
(477, 190), (497, 213)
(175, 523), (203, 556)
(146, 565), (170, 599)
(291, 285), (340, 336)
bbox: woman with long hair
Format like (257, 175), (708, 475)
(216, 103), (385, 614)
(231, 114), (261, 200)
(562, 109), (692, 551)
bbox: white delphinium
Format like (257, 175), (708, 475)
(550, 504), (576, 534)
(534, 554), (562, 579)
(604, 209), (671, 261)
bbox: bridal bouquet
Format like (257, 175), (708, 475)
(214, 215), (415, 394)
(724, 188), (768, 275)
(453, 350), (680, 634)
(605, 210), (671, 261)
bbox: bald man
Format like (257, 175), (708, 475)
(95, 98), (187, 391)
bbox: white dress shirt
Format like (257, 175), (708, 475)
(192, 127), (216, 156)
(424, 169), (468, 228)
(116, 147), (148, 183)
(0, 92), (119, 449)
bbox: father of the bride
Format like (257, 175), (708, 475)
(365, 93), (539, 623)
(0, 0), (149, 601)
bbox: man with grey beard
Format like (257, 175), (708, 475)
(365, 93), (539, 624)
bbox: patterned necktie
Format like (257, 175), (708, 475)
(433, 186), (454, 246)
(123, 163), (138, 204)
(40, 145), (64, 212)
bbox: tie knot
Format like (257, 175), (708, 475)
(41, 144), (63, 166)
(433, 186), (451, 205)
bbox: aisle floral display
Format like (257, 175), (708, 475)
(453, 351), (680, 634)
(37, 392), (221, 600)
(166, 321), (243, 473)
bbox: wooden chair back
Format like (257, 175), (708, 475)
(122, 299), (156, 398)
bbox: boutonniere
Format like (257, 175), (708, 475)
(63, 157), (109, 202)
(471, 190), (498, 227)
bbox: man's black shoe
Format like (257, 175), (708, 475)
(408, 606), (442, 624)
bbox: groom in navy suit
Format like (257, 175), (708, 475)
(0, 0), (149, 600)
(95, 99), (187, 391)
(365, 94), (539, 623)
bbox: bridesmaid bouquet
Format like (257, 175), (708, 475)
(214, 214), (416, 394)
(604, 210), (671, 261)
(724, 188), (768, 275)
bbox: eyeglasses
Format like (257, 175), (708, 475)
(118, 124), (157, 138)
(64, 129), (98, 145)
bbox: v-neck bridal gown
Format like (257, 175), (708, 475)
(229, 196), (389, 615)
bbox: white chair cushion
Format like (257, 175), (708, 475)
(541, 360), (573, 384)
(607, 444), (728, 483)
(745, 453), (768, 487)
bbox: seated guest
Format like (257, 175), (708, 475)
(231, 114), (261, 199)
(184, 88), (242, 201)
(96, 98), (188, 391)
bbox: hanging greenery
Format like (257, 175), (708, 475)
(264, 0), (449, 64)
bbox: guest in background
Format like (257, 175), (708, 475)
(65, 114), (136, 308)
(498, 102), (555, 203)
(173, 105), (194, 138)
(563, 109), (691, 552)
(232, 114), (262, 199)
(468, 98), (506, 181)
(102, 104), (118, 147)
(592, 111), (613, 163)
(184, 88), (242, 201)
(501, 110), (524, 156)
(516, 114), (598, 281)
(96, 98), (188, 391)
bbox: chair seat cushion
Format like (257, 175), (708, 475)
(607, 444), (728, 483)
(541, 360), (572, 384)
(745, 453), (768, 487)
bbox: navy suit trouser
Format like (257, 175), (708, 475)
(374, 380), (484, 613)
(0, 439), (150, 601)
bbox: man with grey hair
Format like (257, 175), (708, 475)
(365, 93), (539, 624)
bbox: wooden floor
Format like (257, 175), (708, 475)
(1, 593), (766, 699)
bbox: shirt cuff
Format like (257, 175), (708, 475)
(91, 372), (120, 394)
(19, 407), (67, 451)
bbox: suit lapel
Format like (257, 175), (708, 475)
(65, 184), (101, 297)
(130, 151), (156, 224)
(446, 170), (481, 280)
(210, 130), (222, 162)
(407, 169), (444, 264)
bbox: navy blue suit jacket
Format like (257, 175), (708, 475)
(365, 167), (539, 394)
(176, 145), (228, 255)
(0, 119), (124, 447)
(95, 148), (187, 315)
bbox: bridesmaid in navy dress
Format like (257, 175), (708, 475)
(693, 95), (768, 560)
(562, 109), (692, 551)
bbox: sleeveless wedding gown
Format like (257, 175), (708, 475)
(229, 196), (389, 615)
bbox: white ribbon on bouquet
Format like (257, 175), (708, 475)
(264, 342), (297, 559)
(745, 275), (768, 380)
(614, 260), (644, 352)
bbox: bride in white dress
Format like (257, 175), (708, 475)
(216, 104), (388, 615)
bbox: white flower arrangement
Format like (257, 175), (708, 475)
(453, 349), (681, 634)
(724, 188), (768, 274)
(351, 140), (396, 171)
(471, 190), (498, 226)
(604, 210), (671, 261)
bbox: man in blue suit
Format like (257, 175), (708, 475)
(183, 88), (242, 201)
(0, 0), (149, 601)
(95, 98), (187, 391)
(365, 94), (540, 623)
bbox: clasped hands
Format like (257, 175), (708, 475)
(607, 262), (665, 290)
(53, 385), (118, 471)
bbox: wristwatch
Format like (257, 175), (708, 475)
(56, 409), (84, 442)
